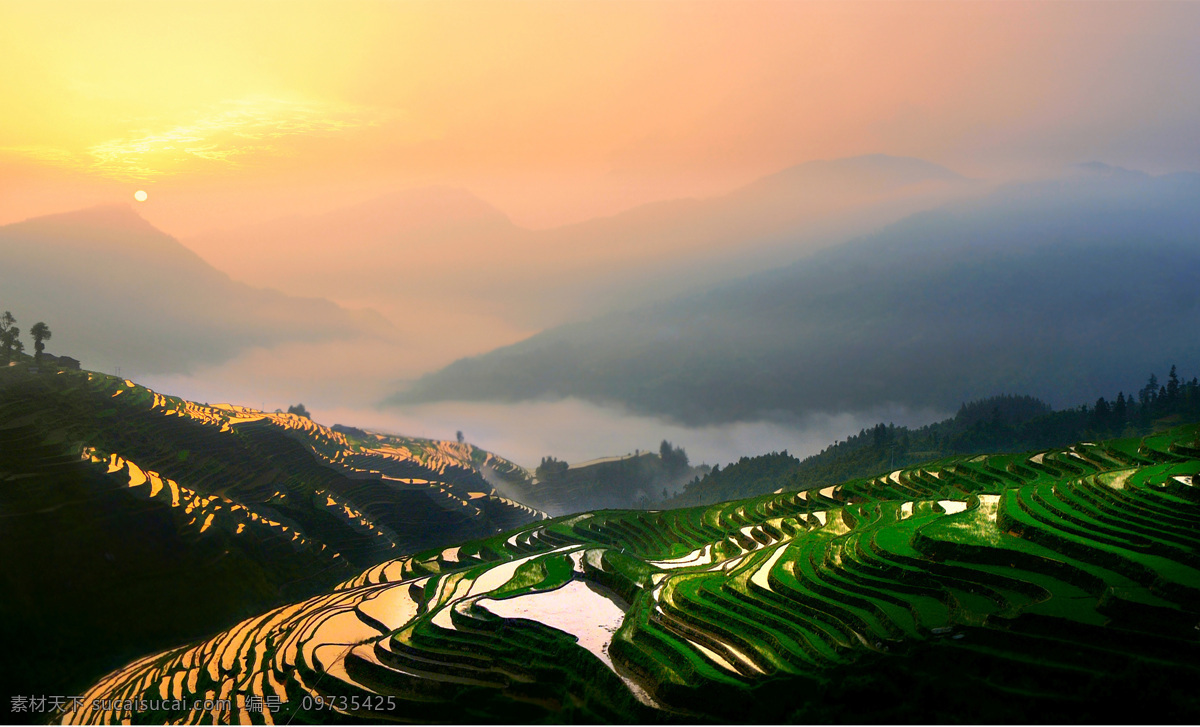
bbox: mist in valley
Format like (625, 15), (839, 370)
(138, 361), (951, 474)
(19, 161), (1200, 480)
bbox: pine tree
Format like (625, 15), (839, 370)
(1167, 365), (1180, 401)
(1140, 373), (1159, 406)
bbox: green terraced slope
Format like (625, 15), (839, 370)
(0, 367), (544, 702)
(60, 425), (1200, 724)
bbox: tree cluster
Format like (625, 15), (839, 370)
(1089, 365), (1200, 436)
(673, 450), (798, 507)
(535, 456), (570, 482)
(658, 440), (690, 472)
(1, 311), (51, 366)
(667, 366), (1200, 507)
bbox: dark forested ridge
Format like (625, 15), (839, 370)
(668, 368), (1200, 507)
(520, 440), (708, 516)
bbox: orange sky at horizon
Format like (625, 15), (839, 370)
(2, 0), (1199, 238)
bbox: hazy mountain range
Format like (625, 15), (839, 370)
(396, 164), (1200, 424)
(2, 154), (974, 398)
(187, 154), (973, 330)
(0, 205), (388, 376)
(10, 156), (1196, 436)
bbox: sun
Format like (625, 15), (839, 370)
(133, 190), (148, 202)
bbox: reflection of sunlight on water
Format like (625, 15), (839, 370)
(478, 580), (636, 687)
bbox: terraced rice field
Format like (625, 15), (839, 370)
(62, 425), (1200, 723)
(0, 368), (545, 702)
(2, 369), (544, 566)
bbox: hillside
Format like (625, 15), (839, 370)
(60, 424), (1200, 723)
(0, 205), (387, 376)
(514, 444), (709, 516)
(396, 167), (1200, 424)
(0, 365), (543, 702)
(670, 370), (1200, 507)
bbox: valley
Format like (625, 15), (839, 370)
(5, 5), (1200, 720)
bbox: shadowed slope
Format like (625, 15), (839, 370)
(0, 367), (543, 702)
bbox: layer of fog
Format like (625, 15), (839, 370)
(137, 339), (427, 414)
(320, 399), (950, 470)
(138, 357), (948, 470)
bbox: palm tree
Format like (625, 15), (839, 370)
(30, 321), (51, 367)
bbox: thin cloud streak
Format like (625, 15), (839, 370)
(6, 97), (395, 181)
(86, 97), (396, 180)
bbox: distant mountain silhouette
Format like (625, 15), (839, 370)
(736, 153), (964, 197)
(188, 155), (974, 329)
(0, 205), (388, 375)
(395, 167), (1200, 424)
(1070, 161), (1150, 180)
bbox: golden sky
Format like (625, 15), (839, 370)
(2, 0), (1199, 235)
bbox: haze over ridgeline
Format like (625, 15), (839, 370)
(185, 154), (971, 333)
(4, 157), (1195, 470)
(6, 157), (1199, 469)
(0, 155), (960, 464)
(395, 164), (1200, 427)
(0, 205), (390, 376)
(1, 154), (976, 463)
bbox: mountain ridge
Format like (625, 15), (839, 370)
(183, 154), (975, 332)
(394, 167), (1200, 424)
(0, 206), (390, 376)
